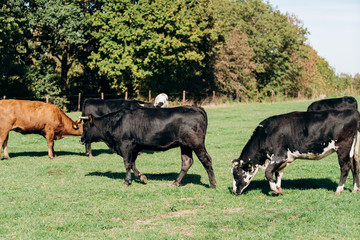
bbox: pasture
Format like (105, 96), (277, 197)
(1, 99), (360, 239)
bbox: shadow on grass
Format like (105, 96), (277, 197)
(86, 171), (210, 188)
(87, 149), (155, 157)
(8, 151), (85, 158)
(232, 178), (338, 196)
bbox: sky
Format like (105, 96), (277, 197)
(268, 0), (360, 76)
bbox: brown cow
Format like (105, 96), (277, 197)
(0, 100), (83, 159)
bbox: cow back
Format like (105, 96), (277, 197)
(0, 99), (81, 136)
(307, 96), (358, 111)
(85, 105), (208, 151)
(82, 99), (154, 117)
(240, 110), (360, 165)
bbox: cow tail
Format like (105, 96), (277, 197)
(354, 111), (360, 165)
(197, 107), (208, 132)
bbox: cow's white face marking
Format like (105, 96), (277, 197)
(287, 140), (337, 162)
(232, 160), (259, 194)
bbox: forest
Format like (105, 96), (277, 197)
(1, 0), (359, 109)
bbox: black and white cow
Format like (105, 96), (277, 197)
(80, 106), (216, 189)
(154, 93), (169, 108)
(307, 96), (358, 112)
(81, 99), (154, 157)
(232, 110), (360, 195)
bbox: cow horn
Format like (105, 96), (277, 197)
(231, 159), (239, 166)
(79, 116), (89, 120)
(138, 103), (145, 107)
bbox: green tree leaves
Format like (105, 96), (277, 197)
(0, 0), (357, 104)
(88, 0), (215, 96)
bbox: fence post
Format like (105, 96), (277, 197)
(182, 91), (186, 105)
(271, 90), (274, 102)
(3, 96), (5, 99)
(148, 90), (151, 102)
(212, 91), (216, 102)
(125, 91), (128, 100)
(78, 93), (81, 111)
(46, 95), (49, 103)
(101, 92), (104, 100)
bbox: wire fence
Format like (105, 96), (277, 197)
(4, 88), (354, 112)
(2, 90), (221, 112)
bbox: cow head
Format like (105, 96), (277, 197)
(79, 114), (99, 144)
(154, 93), (169, 108)
(72, 120), (83, 131)
(231, 159), (258, 194)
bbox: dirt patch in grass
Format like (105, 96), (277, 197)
(47, 170), (65, 175)
(178, 198), (194, 203)
(136, 209), (198, 225)
(223, 207), (244, 213)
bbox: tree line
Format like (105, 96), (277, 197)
(1, 0), (359, 109)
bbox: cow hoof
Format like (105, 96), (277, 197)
(171, 182), (182, 187)
(122, 181), (131, 187)
(271, 192), (280, 196)
(140, 175), (147, 184)
(335, 191), (342, 195)
(210, 184), (216, 189)
(276, 187), (284, 195)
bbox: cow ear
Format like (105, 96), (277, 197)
(247, 163), (252, 168)
(72, 121), (79, 130)
(88, 114), (94, 126)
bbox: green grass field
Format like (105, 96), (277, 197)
(1, 99), (360, 239)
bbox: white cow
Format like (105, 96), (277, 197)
(154, 93), (169, 108)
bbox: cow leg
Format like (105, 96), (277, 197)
(45, 132), (56, 159)
(351, 156), (359, 193)
(336, 151), (352, 195)
(130, 152), (147, 184)
(122, 155), (132, 186)
(275, 171), (284, 189)
(265, 158), (286, 195)
(173, 146), (194, 187)
(85, 143), (94, 158)
(351, 132), (360, 193)
(194, 146), (217, 189)
(0, 132), (10, 160)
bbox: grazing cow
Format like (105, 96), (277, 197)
(80, 106), (216, 189)
(0, 100), (83, 159)
(154, 93), (169, 108)
(307, 96), (358, 111)
(81, 99), (154, 157)
(232, 110), (360, 195)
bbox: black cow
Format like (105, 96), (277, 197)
(81, 99), (154, 157)
(232, 110), (360, 195)
(80, 106), (216, 189)
(307, 96), (358, 111)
